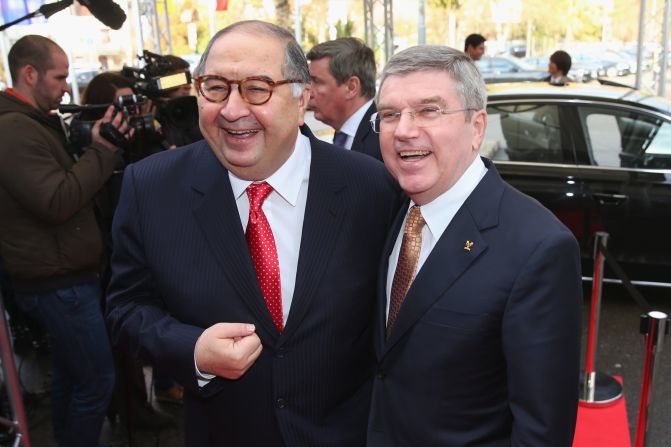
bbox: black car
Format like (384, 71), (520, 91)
(482, 82), (671, 284)
(476, 56), (548, 83)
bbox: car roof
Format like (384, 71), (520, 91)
(486, 81), (671, 115)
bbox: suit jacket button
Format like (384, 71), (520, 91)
(276, 398), (287, 409)
(376, 371), (386, 380)
(275, 348), (285, 359)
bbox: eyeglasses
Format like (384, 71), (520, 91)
(370, 106), (476, 133)
(194, 75), (303, 105)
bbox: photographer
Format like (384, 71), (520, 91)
(79, 72), (166, 163)
(79, 71), (175, 430)
(0, 35), (126, 447)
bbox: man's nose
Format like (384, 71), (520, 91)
(393, 112), (420, 139)
(220, 87), (250, 120)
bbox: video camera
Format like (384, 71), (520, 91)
(120, 50), (192, 99)
(120, 50), (202, 147)
(60, 93), (158, 155)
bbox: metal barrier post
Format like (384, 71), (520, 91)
(579, 232), (623, 406)
(0, 289), (31, 447)
(634, 311), (668, 447)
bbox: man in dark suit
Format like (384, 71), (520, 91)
(307, 37), (381, 160)
(106, 20), (400, 446)
(367, 45), (582, 446)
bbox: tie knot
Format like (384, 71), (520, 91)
(405, 206), (425, 236)
(247, 182), (273, 211)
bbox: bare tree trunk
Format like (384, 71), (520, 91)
(276, 0), (292, 30)
(448, 10), (457, 48)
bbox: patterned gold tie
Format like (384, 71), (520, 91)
(387, 206), (425, 335)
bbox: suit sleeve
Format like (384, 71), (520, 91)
(502, 229), (582, 447)
(105, 163), (211, 396)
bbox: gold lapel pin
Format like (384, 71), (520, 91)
(464, 240), (474, 251)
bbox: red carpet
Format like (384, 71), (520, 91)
(573, 377), (631, 447)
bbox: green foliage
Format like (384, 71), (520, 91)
(428, 0), (460, 10)
(335, 19), (355, 38)
(275, 0), (292, 30)
(155, 0), (644, 64)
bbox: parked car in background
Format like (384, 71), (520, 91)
(601, 50), (633, 76)
(525, 55), (593, 83)
(482, 81), (671, 283)
(476, 56), (548, 83)
(572, 53), (619, 78)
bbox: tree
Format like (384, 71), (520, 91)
(275, 0), (292, 31)
(335, 19), (355, 38)
(429, 0), (461, 47)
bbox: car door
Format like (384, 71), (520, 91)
(483, 100), (587, 247)
(573, 103), (671, 280)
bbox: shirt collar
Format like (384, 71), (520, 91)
(411, 156), (487, 240)
(4, 88), (54, 116)
(4, 88), (32, 106)
(229, 132), (310, 207)
(339, 98), (374, 138)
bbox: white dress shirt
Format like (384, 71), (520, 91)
(385, 156), (488, 318)
(229, 134), (311, 323)
(197, 132), (311, 384)
(337, 99), (374, 150)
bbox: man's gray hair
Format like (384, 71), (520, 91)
(378, 45), (487, 120)
(194, 20), (310, 98)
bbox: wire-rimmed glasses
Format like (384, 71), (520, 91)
(370, 106), (476, 133)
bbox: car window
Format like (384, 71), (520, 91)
(491, 59), (514, 71)
(475, 60), (492, 73)
(482, 103), (565, 163)
(579, 106), (671, 169)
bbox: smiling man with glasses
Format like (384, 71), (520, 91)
(367, 45), (582, 447)
(106, 20), (401, 447)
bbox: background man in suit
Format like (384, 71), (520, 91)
(106, 20), (399, 446)
(464, 33), (486, 60)
(306, 37), (382, 160)
(367, 45), (582, 446)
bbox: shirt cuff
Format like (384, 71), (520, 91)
(194, 351), (215, 387)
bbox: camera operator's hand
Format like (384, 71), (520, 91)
(91, 105), (130, 152)
(140, 98), (157, 117)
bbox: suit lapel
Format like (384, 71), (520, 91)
(381, 159), (504, 357)
(189, 144), (279, 339)
(382, 210), (488, 355)
(281, 140), (346, 341)
(351, 103), (375, 153)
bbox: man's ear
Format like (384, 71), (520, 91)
(343, 76), (361, 99)
(21, 64), (38, 87)
(471, 109), (487, 152)
(297, 84), (311, 126)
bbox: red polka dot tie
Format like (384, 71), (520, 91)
(246, 182), (283, 333)
(387, 206), (425, 336)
